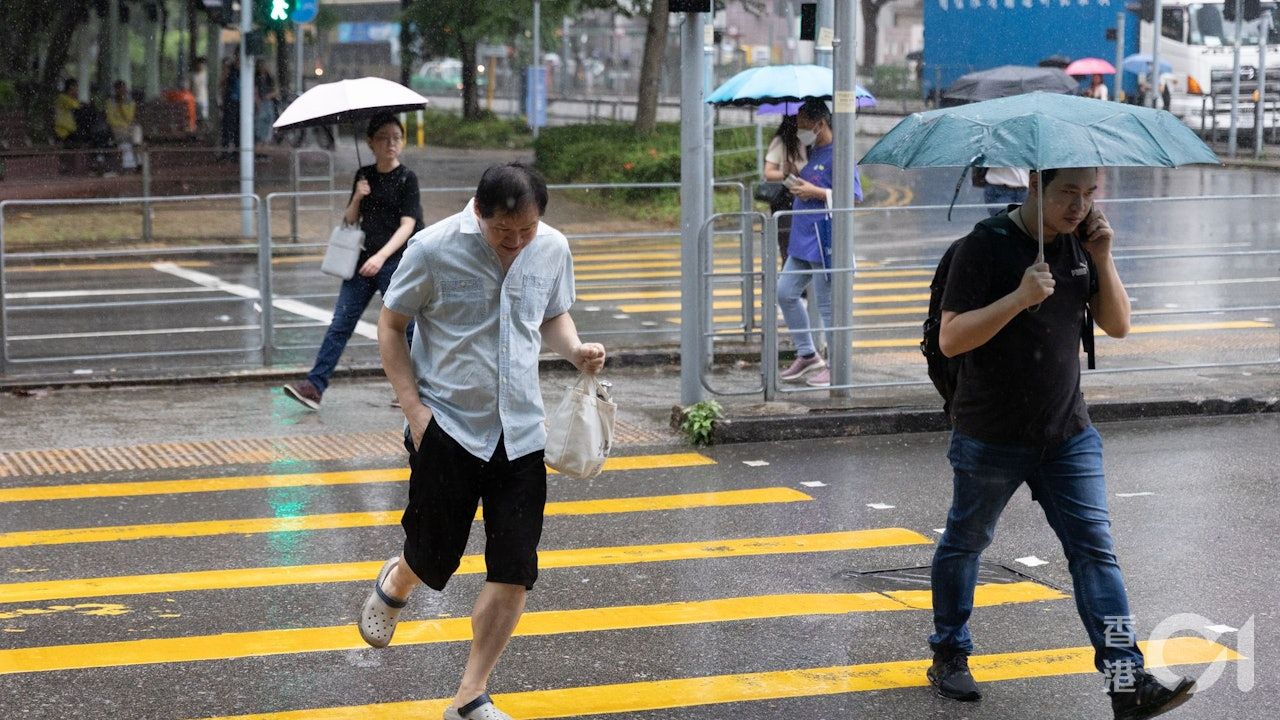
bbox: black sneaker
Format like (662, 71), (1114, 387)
(1111, 672), (1195, 720)
(927, 651), (982, 701)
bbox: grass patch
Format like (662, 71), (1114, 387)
(534, 122), (758, 225)
(405, 109), (533, 150)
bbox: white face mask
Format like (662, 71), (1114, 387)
(797, 128), (818, 146)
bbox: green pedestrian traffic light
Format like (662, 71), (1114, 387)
(255, 0), (296, 29)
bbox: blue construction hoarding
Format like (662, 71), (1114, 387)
(923, 0), (1140, 95)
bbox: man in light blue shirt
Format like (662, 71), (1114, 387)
(358, 163), (606, 720)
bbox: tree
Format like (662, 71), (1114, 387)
(860, 0), (896, 69)
(633, 0), (669, 135)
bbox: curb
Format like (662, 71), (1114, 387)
(710, 396), (1279, 445)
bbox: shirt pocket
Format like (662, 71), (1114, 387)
(515, 274), (555, 323)
(438, 277), (490, 325)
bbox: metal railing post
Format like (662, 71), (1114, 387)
(761, 212), (779, 401)
(258, 195), (275, 367)
(738, 183), (755, 340)
(141, 150), (153, 243)
(290, 149), (300, 243)
(755, 122), (764, 178)
(0, 201), (8, 377)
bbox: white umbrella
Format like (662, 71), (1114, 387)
(273, 77), (428, 163)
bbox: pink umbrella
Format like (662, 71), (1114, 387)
(1064, 57), (1117, 76)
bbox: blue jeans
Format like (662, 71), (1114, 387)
(983, 184), (1028, 216)
(777, 256), (832, 357)
(307, 255), (412, 394)
(929, 426), (1144, 682)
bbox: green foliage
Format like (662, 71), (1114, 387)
(679, 400), (724, 447)
(404, 109), (532, 149)
(534, 122), (757, 221)
(0, 80), (18, 109)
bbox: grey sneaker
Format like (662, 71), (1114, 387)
(780, 354), (826, 381)
(283, 380), (322, 410)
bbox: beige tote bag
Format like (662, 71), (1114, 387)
(544, 374), (616, 480)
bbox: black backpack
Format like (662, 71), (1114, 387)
(922, 230), (1096, 417)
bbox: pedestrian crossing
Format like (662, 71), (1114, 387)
(563, 238), (1277, 352)
(0, 436), (1240, 718)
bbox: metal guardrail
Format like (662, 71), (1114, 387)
(0, 193), (265, 377)
(2, 187), (1278, 387)
(691, 193), (1280, 401)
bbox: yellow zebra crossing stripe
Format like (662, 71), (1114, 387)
(0, 529), (929, 604)
(0, 488), (811, 548)
(0, 583), (1062, 675)
(190, 637), (1237, 720)
(0, 453), (716, 503)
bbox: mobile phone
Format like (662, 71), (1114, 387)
(782, 174), (801, 188)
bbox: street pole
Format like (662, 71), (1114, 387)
(815, 0), (834, 69)
(705, 8), (715, 228)
(532, 0), (541, 140)
(1228, 0), (1243, 156)
(1257, 14), (1271, 158)
(1150, 0), (1164, 108)
(562, 16), (571, 93)
(785, 0), (796, 64)
(830, 0), (857, 396)
(295, 23), (304, 101)
(240, 3), (254, 238)
(1114, 12), (1126, 102)
(680, 10), (708, 406)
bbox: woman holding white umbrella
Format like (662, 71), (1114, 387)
(284, 112), (424, 409)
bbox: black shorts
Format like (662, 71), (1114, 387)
(400, 419), (547, 591)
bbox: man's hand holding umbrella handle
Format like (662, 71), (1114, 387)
(1016, 262), (1056, 309)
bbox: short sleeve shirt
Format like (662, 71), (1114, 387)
(787, 142), (863, 264)
(764, 136), (807, 172)
(941, 211), (1098, 446)
(382, 200), (576, 462)
(352, 164), (424, 261)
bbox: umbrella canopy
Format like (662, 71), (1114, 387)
(859, 92), (1220, 257)
(1065, 57), (1118, 76)
(1122, 54), (1173, 76)
(757, 87), (876, 115)
(944, 65), (1079, 103)
(708, 64), (850, 106)
(274, 77), (429, 131)
(860, 91), (1219, 171)
(1038, 54), (1073, 69)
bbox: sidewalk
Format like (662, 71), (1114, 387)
(2, 350), (1275, 455)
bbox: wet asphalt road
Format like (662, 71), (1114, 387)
(0, 412), (1274, 719)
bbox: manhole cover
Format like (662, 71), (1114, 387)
(835, 562), (1062, 593)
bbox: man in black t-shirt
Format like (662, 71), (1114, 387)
(925, 168), (1196, 720)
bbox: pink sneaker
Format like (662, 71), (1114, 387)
(805, 367), (832, 388)
(780, 354), (826, 381)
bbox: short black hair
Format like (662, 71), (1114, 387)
(474, 163), (548, 218)
(797, 98), (831, 125)
(365, 112), (403, 138)
(1035, 168), (1097, 189)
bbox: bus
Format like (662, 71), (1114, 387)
(1141, 0), (1280, 130)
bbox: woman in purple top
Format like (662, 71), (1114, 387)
(776, 99), (862, 389)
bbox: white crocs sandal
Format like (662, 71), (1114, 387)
(358, 556), (408, 648)
(443, 693), (512, 720)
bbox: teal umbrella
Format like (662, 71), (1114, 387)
(707, 64), (867, 106)
(859, 91), (1220, 258)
